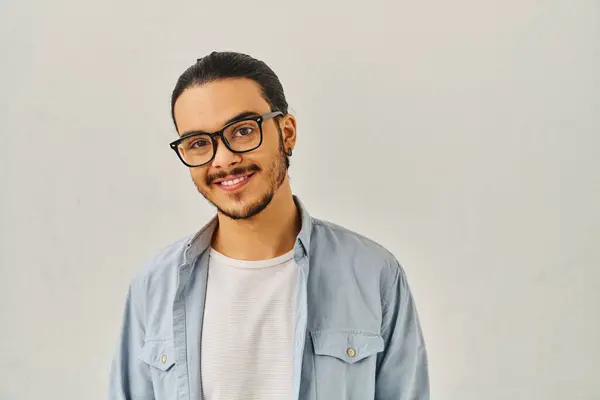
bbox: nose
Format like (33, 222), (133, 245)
(211, 138), (242, 169)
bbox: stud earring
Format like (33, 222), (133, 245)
(286, 148), (293, 157)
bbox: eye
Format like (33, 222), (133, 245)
(189, 138), (211, 149)
(234, 127), (254, 137)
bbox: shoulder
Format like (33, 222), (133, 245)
(310, 218), (402, 277)
(129, 234), (193, 289)
(309, 217), (409, 308)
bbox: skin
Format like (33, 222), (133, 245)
(173, 78), (301, 261)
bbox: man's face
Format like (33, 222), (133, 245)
(173, 78), (292, 220)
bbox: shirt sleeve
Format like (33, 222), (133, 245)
(376, 259), (430, 400)
(108, 278), (154, 400)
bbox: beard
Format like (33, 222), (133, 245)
(194, 133), (289, 220)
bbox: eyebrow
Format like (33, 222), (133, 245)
(180, 111), (261, 137)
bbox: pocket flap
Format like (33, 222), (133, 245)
(310, 330), (384, 364)
(139, 340), (176, 371)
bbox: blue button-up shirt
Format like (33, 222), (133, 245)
(109, 197), (429, 399)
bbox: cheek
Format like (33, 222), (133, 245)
(253, 138), (281, 164)
(189, 169), (208, 186)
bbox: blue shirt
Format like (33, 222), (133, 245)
(109, 196), (429, 399)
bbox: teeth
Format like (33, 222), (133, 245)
(221, 175), (248, 186)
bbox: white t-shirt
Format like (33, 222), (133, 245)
(201, 247), (296, 400)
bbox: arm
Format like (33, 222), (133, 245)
(376, 259), (430, 400)
(108, 279), (154, 400)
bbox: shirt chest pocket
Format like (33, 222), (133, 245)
(309, 330), (384, 399)
(139, 340), (177, 399)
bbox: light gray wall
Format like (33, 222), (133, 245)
(1, 0), (598, 399)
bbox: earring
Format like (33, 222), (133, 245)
(286, 148), (293, 157)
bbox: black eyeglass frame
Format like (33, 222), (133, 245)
(169, 111), (284, 168)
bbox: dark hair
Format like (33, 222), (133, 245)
(170, 51), (289, 131)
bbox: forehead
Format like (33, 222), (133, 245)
(173, 78), (270, 134)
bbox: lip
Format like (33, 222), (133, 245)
(213, 173), (254, 192)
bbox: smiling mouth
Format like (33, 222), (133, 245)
(213, 173), (254, 191)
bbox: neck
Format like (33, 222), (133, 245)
(211, 179), (301, 261)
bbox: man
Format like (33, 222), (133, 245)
(109, 51), (429, 400)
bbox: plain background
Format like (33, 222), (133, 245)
(0, 0), (598, 399)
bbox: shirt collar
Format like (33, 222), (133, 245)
(182, 195), (312, 264)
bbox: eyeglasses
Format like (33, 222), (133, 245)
(170, 111), (283, 168)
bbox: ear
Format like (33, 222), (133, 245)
(280, 113), (297, 151)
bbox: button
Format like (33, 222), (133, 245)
(346, 348), (356, 358)
(161, 355), (168, 364)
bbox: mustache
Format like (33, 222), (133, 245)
(205, 164), (261, 185)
